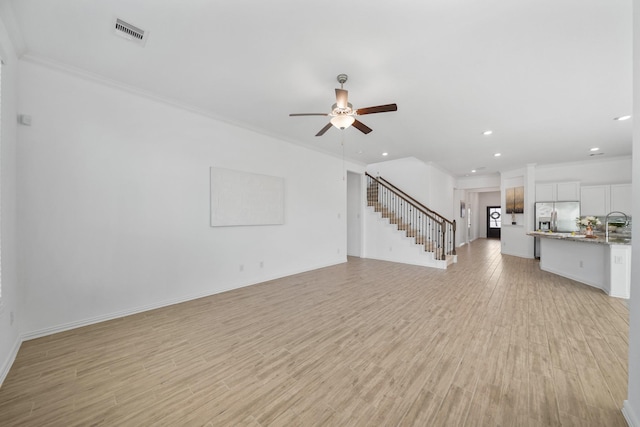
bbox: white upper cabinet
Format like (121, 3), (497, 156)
(539, 181), (631, 216)
(556, 182), (580, 201)
(580, 184), (632, 217)
(535, 183), (555, 201)
(610, 184), (632, 215)
(580, 185), (610, 216)
(535, 182), (580, 202)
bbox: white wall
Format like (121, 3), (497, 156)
(500, 166), (535, 258)
(428, 164), (455, 219)
(367, 156), (455, 219)
(535, 156), (632, 185)
(367, 157), (430, 204)
(456, 173), (500, 191)
(17, 59), (355, 336)
(346, 171), (362, 256)
(624, 0), (640, 423)
(0, 15), (21, 384)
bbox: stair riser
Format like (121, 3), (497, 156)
(367, 177), (456, 264)
(373, 209), (443, 258)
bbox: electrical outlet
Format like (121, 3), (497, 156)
(260, 261), (264, 268)
(239, 264), (244, 272)
(579, 260), (583, 268)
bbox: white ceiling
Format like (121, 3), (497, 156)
(4, 0), (633, 177)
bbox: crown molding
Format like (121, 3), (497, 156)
(20, 53), (359, 165)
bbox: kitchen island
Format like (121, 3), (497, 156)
(528, 231), (631, 299)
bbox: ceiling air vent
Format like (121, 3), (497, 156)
(114, 18), (147, 45)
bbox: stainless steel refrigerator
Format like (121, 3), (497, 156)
(534, 201), (580, 258)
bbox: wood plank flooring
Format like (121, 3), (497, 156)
(0, 238), (629, 426)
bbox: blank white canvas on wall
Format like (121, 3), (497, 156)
(210, 167), (285, 226)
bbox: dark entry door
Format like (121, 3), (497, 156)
(487, 206), (501, 239)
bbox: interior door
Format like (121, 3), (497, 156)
(487, 206), (501, 239)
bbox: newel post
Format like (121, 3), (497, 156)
(452, 220), (457, 255)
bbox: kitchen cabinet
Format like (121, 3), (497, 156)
(580, 183), (632, 216)
(535, 184), (554, 202)
(580, 185), (609, 216)
(557, 182), (580, 201)
(610, 184), (632, 214)
(535, 181), (580, 202)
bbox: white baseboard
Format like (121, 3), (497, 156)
(0, 336), (22, 387)
(623, 400), (639, 427)
(21, 258), (346, 341)
(4, 259), (346, 384)
(540, 265), (604, 291)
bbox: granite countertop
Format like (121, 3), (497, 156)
(528, 231), (631, 246)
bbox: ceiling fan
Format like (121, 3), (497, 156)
(290, 74), (398, 136)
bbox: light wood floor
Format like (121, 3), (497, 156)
(0, 239), (629, 426)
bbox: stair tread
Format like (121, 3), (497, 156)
(367, 184), (455, 265)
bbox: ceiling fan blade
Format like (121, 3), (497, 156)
(335, 89), (348, 109)
(355, 103), (398, 115)
(315, 122), (333, 136)
(289, 113), (329, 116)
(352, 119), (373, 134)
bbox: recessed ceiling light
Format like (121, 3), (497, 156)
(614, 115), (631, 121)
(483, 130), (493, 136)
(590, 147), (599, 152)
(471, 169), (477, 173)
(382, 152), (388, 156)
(494, 153), (501, 157)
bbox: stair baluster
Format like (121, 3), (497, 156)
(366, 173), (456, 261)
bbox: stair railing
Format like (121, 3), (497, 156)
(366, 173), (456, 259)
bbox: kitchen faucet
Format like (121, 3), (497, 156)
(605, 211), (629, 241)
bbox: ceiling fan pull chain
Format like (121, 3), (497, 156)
(342, 131), (346, 181)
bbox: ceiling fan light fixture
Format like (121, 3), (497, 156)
(290, 73), (397, 136)
(330, 115), (355, 129)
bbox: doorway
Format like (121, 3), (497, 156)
(487, 206), (501, 239)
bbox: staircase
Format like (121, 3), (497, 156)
(366, 173), (457, 268)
